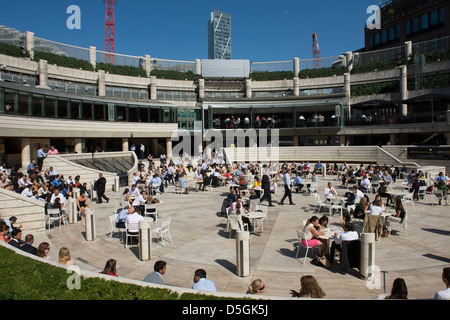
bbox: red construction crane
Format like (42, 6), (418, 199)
(104, 0), (117, 65)
(312, 33), (321, 69)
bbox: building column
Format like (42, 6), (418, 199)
(338, 135), (346, 146)
(198, 78), (205, 99)
(144, 55), (153, 77)
(151, 138), (158, 157)
(166, 138), (173, 159)
(195, 59), (201, 76)
(293, 136), (299, 147)
(445, 132), (450, 145)
(245, 78), (252, 98)
(89, 46), (97, 70)
(21, 138), (31, 171)
(293, 57), (300, 78)
(74, 138), (83, 154)
(400, 65), (408, 116)
(98, 70), (106, 97)
(389, 133), (397, 145)
(293, 77), (300, 96)
(344, 73), (351, 117)
(36, 59), (50, 90)
(122, 138), (129, 152)
(26, 31), (35, 60)
(149, 76), (157, 100)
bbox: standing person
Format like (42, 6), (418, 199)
(143, 260), (167, 285)
(37, 146), (47, 172)
(192, 269), (216, 292)
(434, 267), (450, 300)
(140, 143), (145, 160)
(280, 169), (295, 205)
(259, 165), (274, 207)
(290, 275), (326, 298)
(94, 173), (109, 204)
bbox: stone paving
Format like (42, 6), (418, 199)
(33, 174), (450, 300)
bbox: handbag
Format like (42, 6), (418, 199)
(318, 256), (331, 269)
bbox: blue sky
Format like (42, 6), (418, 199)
(2, 0), (377, 61)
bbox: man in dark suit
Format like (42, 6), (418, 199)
(259, 165), (275, 207)
(94, 173), (109, 204)
(20, 234), (37, 255)
(8, 229), (24, 249)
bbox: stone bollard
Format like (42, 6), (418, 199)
(360, 232), (376, 279)
(84, 208), (96, 241)
(90, 182), (97, 201)
(68, 198), (76, 224)
(236, 231), (250, 277)
(139, 220), (151, 261)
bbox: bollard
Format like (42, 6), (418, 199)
(114, 176), (120, 192)
(68, 198), (75, 224)
(360, 232), (376, 279)
(236, 231), (250, 277)
(84, 208), (96, 241)
(139, 220), (151, 261)
(90, 182), (97, 201)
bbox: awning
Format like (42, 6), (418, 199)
(401, 92), (450, 104)
(351, 99), (400, 108)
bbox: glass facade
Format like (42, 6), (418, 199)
(208, 10), (232, 60)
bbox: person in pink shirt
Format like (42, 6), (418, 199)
(47, 146), (59, 155)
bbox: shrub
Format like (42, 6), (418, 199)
(351, 81), (399, 97)
(0, 43), (29, 58)
(298, 66), (347, 79)
(96, 62), (147, 78)
(33, 50), (94, 71)
(150, 69), (196, 81)
(250, 71), (294, 81)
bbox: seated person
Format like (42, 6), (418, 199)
(329, 221), (359, 264)
(352, 197), (369, 220)
(378, 182), (393, 206)
(302, 216), (327, 257)
(324, 182), (338, 198)
(293, 175), (305, 193)
(369, 199), (384, 216)
(384, 197), (406, 234)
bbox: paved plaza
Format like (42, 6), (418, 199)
(33, 172), (450, 300)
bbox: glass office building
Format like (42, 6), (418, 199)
(208, 9), (232, 60)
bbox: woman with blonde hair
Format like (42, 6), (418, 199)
(290, 275), (326, 298)
(247, 279), (265, 295)
(353, 196), (369, 220)
(57, 247), (75, 266)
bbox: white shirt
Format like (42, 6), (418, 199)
(334, 231), (359, 245)
(324, 187), (337, 198)
(360, 178), (371, 189)
(21, 188), (33, 197)
(192, 278), (217, 292)
(434, 288), (450, 300)
(132, 194), (146, 207)
(354, 189), (364, 204)
(125, 212), (144, 232)
(50, 193), (66, 205)
(128, 188), (140, 196)
(369, 204), (383, 216)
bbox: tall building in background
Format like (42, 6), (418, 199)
(208, 9), (232, 59)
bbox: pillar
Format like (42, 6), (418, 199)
(346, 51), (354, 73)
(445, 132), (450, 145)
(151, 138), (158, 157)
(344, 73), (351, 117)
(36, 60), (50, 90)
(98, 70), (106, 97)
(74, 138), (82, 154)
(293, 57), (300, 78)
(293, 136), (299, 147)
(236, 231), (250, 277)
(122, 138), (129, 152)
(400, 65), (408, 116)
(26, 31), (35, 60)
(149, 76), (157, 100)
(198, 78), (205, 99)
(338, 135), (346, 147)
(195, 59), (201, 76)
(144, 54), (153, 77)
(21, 138), (30, 171)
(166, 138), (173, 159)
(293, 77), (300, 96)
(138, 220), (151, 261)
(84, 208), (96, 241)
(89, 46), (96, 70)
(389, 133), (397, 145)
(360, 233), (376, 279)
(245, 78), (252, 98)
(405, 41), (413, 61)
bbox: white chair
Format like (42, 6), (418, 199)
(401, 192), (415, 209)
(296, 229), (319, 264)
(329, 199), (344, 219)
(226, 214), (249, 238)
(253, 205), (268, 231)
(385, 210), (408, 236)
(152, 218), (172, 247)
(124, 222), (140, 249)
(144, 204), (158, 223)
(417, 186), (428, 201)
(313, 193), (331, 214)
(109, 214), (124, 240)
(47, 209), (64, 229)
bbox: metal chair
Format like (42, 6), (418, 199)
(47, 209), (64, 229)
(144, 204), (158, 223)
(152, 218), (172, 247)
(296, 229), (319, 264)
(124, 222), (140, 249)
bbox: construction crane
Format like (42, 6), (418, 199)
(312, 33), (321, 69)
(104, 0), (117, 65)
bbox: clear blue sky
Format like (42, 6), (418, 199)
(2, 0), (377, 61)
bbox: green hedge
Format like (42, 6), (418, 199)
(150, 69), (196, 81)
(424, 49), (450, 64)
(351, 81), (399, 97)
(298, 66), (347, 79)
(34, 50), (94, 71)
(0, 245), (234, 300)
(96, 62), (147, 78)
(0, 43), (29, 58)
(250, 71), (294, 81)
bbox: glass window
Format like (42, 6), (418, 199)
(129, 106), (139, 122)
(374, 33), (380, 45)
(57, 98), (69, 119)
(45, 96), (57, 118)
(395, 24), (400, 39)
(117, 104), (127, 122)
(406, 20), (411, 35)
(430, 10), (438, 26)
(18, 92), (31, 116)
(420, 14), (428, 30)
(439, 7), (445, 24)
(4, 89), (17, 114)
(388, 27), (394, 41)
(32, 94), (44, 117)
(139, 107), (149, 123)
(381, 29), (387, 44)
(369, 34), (374, 48)
(94, 103), (105, 121)
(82, 102), (93, 120)
(70, 100), (81, 119)
(412, 17), (419, 33)
(150, 108), (160, 123)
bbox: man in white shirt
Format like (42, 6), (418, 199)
(50, 189), (65, 207)
(360, 176), (371, 191)
(192, 269), (216, 292)
(21, 185), (34, 198)
(128, 185), (141, 197)
(324, 182), (338, 198)
(280, 169), (295, 205)
(329, 222), (359, 265)
(125, 206), (144, 233)
(434, 267), (450, 300)
(353, 185), (364, 204)
(132, 190), (147, 213)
